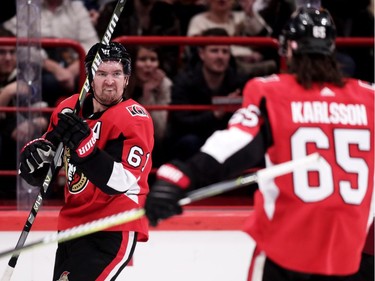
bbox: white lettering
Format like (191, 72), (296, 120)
(91, 55), (103, 77)
(330, 103), (340, 124)
(83, 79), (91, 92)
(312, 101), (330, 123)
(291, 102), (303, 123)
(157, 165), (184, 183)
(229, 105), (260, 127)
(78, 135), (96, 156)
(102, 14), (119, 45)
(291, 102), (367, 126)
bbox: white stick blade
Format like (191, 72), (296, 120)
(0, 266), (13, 281)
(256, 153), (320, 180)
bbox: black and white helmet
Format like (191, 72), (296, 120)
(85, 42), (131, 83)
(279, 7), (336, 56)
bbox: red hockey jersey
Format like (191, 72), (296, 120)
(233, 74), (374, 275)
(46, 94), (154, 242)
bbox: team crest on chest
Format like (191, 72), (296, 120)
(64, 148), (89, 194)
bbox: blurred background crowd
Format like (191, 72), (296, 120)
(0, 0), (373, 199)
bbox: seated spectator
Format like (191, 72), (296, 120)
(166, 28), (247, 161)
(0, 27), (48, 199)
(126, 45), (172, 167)
(173, 0), (207, 36)
(186, 0), (276, 77)
(96, 0), (181, 77)
(4, 0), (100, 106)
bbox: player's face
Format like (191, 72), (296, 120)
(136, 47), (159, 83)
(0, 46), (16, 76)
(199, 45), (231, 75)
(92, 60), (129, 105)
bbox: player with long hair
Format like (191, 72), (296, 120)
(145, 6), (374, 281)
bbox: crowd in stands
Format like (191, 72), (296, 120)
(167, 28), (247, 161)
(0, 0), (374, 199)
(0, 26), (49, 199)
(3, 0), (100, 107)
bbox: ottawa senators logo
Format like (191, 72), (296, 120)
(126, 104), (149, 117)
(57, 271), (70, 281)
(64, 148), (89, 194)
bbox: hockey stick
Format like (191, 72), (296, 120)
(179, 152), (320, 205)
(1, 1), (127, 280)
(0, 153), (320, 261)
(0, 209), (145, 261)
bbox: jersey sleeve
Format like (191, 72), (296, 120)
(79, 103), (154, 195)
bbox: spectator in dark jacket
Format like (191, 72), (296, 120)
(166, 28), (247, 161)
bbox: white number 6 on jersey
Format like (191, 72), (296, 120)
(291, 127), (370, 205)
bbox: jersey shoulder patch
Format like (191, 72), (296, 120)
(126, 104), (149, 118)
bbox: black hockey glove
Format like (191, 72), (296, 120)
(19, 138), (56, 186)
(145, 164), (190, 226)
(54, 111), (97, 164)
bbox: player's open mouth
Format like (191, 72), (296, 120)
(103, 88), (116, 93)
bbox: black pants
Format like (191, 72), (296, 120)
(53, 231), (137, 281)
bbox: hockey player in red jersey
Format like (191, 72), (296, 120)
(19, 42), (154, 280)
(145, 6), (374, 281)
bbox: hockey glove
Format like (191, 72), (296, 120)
(19, 138), (56, 186)
(54, 111), (97, 164)
(145, 164), (190, 226)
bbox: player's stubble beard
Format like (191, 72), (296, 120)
(93, 87), (124, 108)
